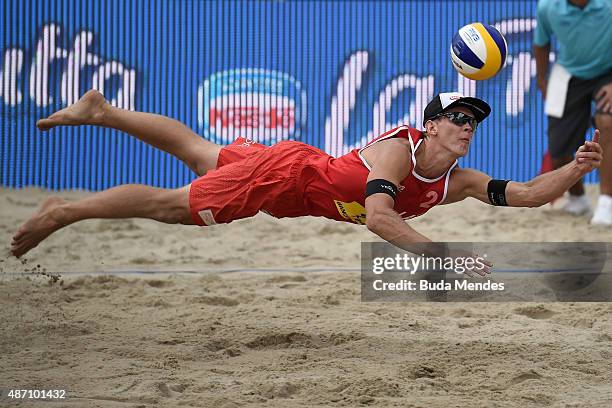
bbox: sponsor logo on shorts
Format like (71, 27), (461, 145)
(197, 69), (307, 144)
(334, 200), (367, 225)
(198, 209), (217, 226)
(240, 138), (256, 147)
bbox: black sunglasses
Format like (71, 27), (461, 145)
(432, 112), (478, 131)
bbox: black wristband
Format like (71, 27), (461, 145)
(487, 179), (510, 206)
(365, 179), (398, 200)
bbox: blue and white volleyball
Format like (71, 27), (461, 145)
(450, 23), (507, 81)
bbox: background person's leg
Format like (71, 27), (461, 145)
(548, 77), (593, 215)
(591, 112), (612, 225)
(36, 90), (221, 176)
(550, 156), (590, 215)
(10, 184), (194, 258)
(594, 114), (612, 195)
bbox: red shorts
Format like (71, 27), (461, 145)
(189, 138), (315, 226)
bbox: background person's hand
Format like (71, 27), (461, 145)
(537, 77), (547, 100)
(595, 83), (612, 113)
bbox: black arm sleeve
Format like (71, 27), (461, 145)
(487, 179), (510, 206)
(365, 179), (398, 200)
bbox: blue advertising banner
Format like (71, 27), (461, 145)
(0, 0), (596, 190)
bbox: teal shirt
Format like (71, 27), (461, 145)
(534, 0), (612, 79)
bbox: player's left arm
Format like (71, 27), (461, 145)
(443, 129), (603, 207)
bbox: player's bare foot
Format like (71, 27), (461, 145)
(36, 89), (109, 131)
(11, 197), (68, 258)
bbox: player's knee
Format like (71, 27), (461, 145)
(176, 149), (205, 176)
(187, 142), (221, 176)
(194, 160), (211, 177)
(151, 188), (191, 224)
(196, 148), (222, 176)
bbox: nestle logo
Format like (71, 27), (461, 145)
(197, 69), (306, 144)
(209, 107), (294, 129)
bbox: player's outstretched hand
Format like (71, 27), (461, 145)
(575, 129), (602, 173)
(447, 248), (493, 278)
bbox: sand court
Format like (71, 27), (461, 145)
(2, 187), (612, 407)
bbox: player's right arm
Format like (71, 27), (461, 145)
(364, 142), (491, 276)
(363, 140), (445, 257)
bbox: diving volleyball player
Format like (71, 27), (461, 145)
(11, 90), (603, 276)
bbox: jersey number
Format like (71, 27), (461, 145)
(419, 191), (438, 209)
